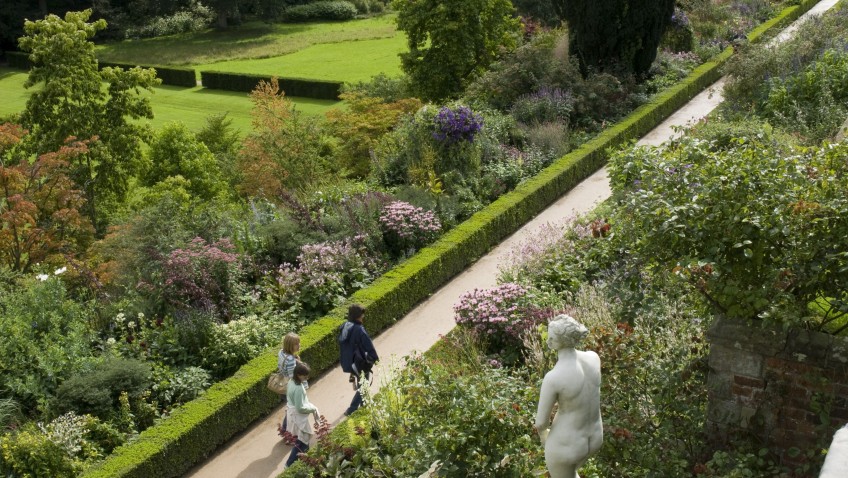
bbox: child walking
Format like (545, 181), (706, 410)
(284, 362), (320, 467)
(278, 333), (300, 433)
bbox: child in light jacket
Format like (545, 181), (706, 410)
(284, 362), (319, 467)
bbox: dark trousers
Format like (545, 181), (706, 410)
(285, 439), (309, 467)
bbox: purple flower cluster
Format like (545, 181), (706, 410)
(379, 201), (441, 256)
(432, 105), (484, 144)
(453, 283), (530, 340)
(274, 235), (384, 317)
(162, 237), (242, 319)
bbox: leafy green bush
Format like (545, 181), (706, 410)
(0, 276), (94, 417)
(201, 314), (293, 378)
(764, 49), (848, 142)
(608, 135), (848, 325)
(56, 358), (152, 421)
(282, 1), (358, 22)
(0, 412), (125, 478)
(142, 122), (226, 200)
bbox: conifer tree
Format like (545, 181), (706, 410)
(555, 0), (675, 75)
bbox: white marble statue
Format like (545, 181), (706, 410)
(534, 314), (603, 478)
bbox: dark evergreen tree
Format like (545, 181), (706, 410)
(555, 0), (675, 75)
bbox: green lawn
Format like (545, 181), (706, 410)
(96, 14), (402, 67)
(194, 34), (405, 82)
(0, 67), (340, 135)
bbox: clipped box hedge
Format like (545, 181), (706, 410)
(80, 1), (823, 477)
(200, 70), (343, 100)
(98, 61), (197, 87)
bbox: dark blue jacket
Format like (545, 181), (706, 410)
(338, 320), (379, 374)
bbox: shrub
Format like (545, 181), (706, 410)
(142, 122), (225, 200)
(201, 314), (293, 378)
(378, 201), (442, 257)
(510, 86), (575, 125)
(325, 91), (421, 178)
(124, 1), (214, 38)
(238, 79), (332, 200)
(56, 358), (152, 421)
(453, 283), (541, 365)
(161, 237), (244, 321)
(431, 105), (484, 144)
(0, 275), (94, 417)
(662, 7), (696, 53)
(282, 1), (358, 22)
(763, 49), (848, 142)
(608, 136), (848, 326)
(150, 366), (212, 409)
(270, 236), (385, 320)
(0, 413), (124, 478)
(465, 29), (580, 111)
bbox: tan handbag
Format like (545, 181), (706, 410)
(267, 372), (289, 394)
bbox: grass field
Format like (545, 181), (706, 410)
(194, 34), (405, 82)
(0, 67), (340, 135)
(96, 14), (403, 68)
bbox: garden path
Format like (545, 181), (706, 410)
(184, 2), (838, 476)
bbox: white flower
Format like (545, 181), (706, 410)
(37, 274), (49, 281)
(116, 312), (126, 323)
(127, 321), (136, 329)
(106, 337), (116, 346)
(54, 266), (67, 275)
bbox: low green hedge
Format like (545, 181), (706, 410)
(79, 1), (823, 477)
(6, 51), (30, 70)
(200, 71), (343, 100)
(98, 61), (197, 87)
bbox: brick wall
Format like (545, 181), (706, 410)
(706, 318), (848, 468)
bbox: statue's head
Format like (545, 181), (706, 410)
(547, 314), (588, 350)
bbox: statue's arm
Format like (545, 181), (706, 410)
(535, 377), (556, 431)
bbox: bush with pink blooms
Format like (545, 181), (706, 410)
(378, 201), (442, 257)
(271, 236), (386, 319)
(453, 283), (543, 365)
(161, 237), (243, 321)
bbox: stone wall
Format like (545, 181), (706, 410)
(706, 318), (848, 468)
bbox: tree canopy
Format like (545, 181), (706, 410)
(393, 0), (521, 101)
(18, 9), (160, 231)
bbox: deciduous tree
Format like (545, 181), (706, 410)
(393, 0), (521, 101)
(18, 9), (160, 230)
(0, 123), (94, 272)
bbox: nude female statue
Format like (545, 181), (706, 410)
(534, 314), (603, 478)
